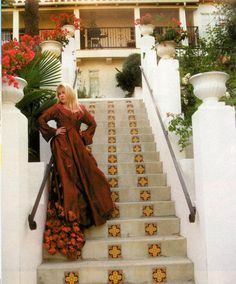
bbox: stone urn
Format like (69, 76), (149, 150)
(189, 71), (229, 103)
(39, 40), (63, 57)
(156, 41), (176, 59)
(2, 76), (27, 107)
(140, 24), (154, 36)
(62, 24), (75, 38)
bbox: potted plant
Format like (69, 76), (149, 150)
(155, 17), (188, 59)
(40, 28), (69, 57)
(135, 13), (155, 36)
(2, 35), (39, 104)
(51, 13), (81, 37)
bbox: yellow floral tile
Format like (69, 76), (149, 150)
(136, 164), (145, 174)
(140, 190), (151, 201)
(138, 176), (148, 187)
(108, 165), (118, 175)
(111, 191), (120, 202)
(134, 154), (144, 163)
(108, 270), (123, 284)
(148, 244), (161, 257)
(108, 245), (122, 259)
(108, 224), (121, 237)
(133, 144), (142, 153)
(64, 272), (79, 284)
(152, 268), (167, 283)
(108, 136), (116, 144)
(145, 223), (158, 236)
(108, 178), (119, 188)
(143, 205), (154, 217)
(108, 145), (117, 153)
(108, 155), (117, 164)
(131, 136), (140, 143)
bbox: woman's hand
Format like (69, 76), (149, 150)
(56, 127), (66, 136)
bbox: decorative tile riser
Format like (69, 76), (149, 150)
(94, 127), (153, 135)
(94, 117), (150, 124)
(43, 237), (187, 261)
(99, 162), (163, 175)
(93, 134), (154, 143)
(92, 113), (149, 121)
(91, 142), (156, 153)
(107, 174), (167, 188)
(93, 152), (160, 163)
(37, 259), (193, 284)
(95, 120), (150, 128)
(85, 217), (180, 239)
(111, 201), (175, 219)
(111, 187), (171, 202)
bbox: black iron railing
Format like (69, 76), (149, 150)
(2, 26), (199, 48)
(141, 67), (196, 223)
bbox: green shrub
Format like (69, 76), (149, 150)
(116, 53), (141, 97)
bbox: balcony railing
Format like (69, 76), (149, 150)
(2, 26), (199, 48)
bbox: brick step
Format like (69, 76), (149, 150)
(85, 216), (179, 239)
(99, 161), (163, 175)
(90, 142), (156, 153)
(38, 257), (193, 284)
(106, 173), (167, 188)
(93, 151), (160, 163)
(43, 235), (187, 262)
(110, 186), (171, 202)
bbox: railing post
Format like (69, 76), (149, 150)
(192, 100), (236, 283)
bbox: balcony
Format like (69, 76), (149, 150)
(2, 25), (199, 53)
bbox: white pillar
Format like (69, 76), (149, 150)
(61, 38), (77, 88)
(179, 7), (188, 46)
(13, 10), (19, 40)
(192, 101), (236, 284)
(2, 103), (28, 284)
(134, 8), (141, 48)
(155, 58), (181, 124)
(74, 9), (81, 50)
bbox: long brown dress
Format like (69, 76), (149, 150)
(38, 102), (114, 259)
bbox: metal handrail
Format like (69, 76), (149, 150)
(141, 67), (196, 223)
(28, 67), (78, 230)
(28, 156), (53, 230)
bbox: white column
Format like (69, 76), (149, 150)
(62, 38), (77, 87)
(192, 101), (236, 284)
(74, 9), (81, 50)
(155, 58), (181, 124)
(179, 7), (188, 46)
(13, 10), (19, 40)
(2, 103), (28, 284)
(134, 8), (141, 48)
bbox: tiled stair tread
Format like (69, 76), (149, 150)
(93, 134), (154, 142)
(39, 256), (192, 269)
(114, 200), (174, 205)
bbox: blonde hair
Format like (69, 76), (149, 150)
(56, 83), (82, 112)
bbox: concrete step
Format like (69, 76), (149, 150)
(110, 186), (171, 202)
(106, 173), (167, 188)
(93, 133), (154, 143)
(85, 216), (179, 239)
(43, 235), (187, 262)
(93, 151), (160, 163)
(91, 142), (156, 153)
(94, 126), (153, 135)
(38, 257), (193, 284)
(94, 119), (150, 128)
(99, 162), (163, 175)
(111, 201), (175, 219)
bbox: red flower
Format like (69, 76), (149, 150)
(2, 35), (38, 87)
(51, 13), (81, 30)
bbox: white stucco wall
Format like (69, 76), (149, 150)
(78, 58), (127, 98)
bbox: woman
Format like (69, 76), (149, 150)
(38, 83), (114, 259)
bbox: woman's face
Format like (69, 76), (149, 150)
(57, 87), (67, 104)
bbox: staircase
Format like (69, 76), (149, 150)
(37, 98), (194, 284)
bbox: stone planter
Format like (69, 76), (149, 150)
(62, 24), (75, 38)
(39, 40), (62, 57)
(156, 41), (176, 59)
(189, 71), (229, 103)
(2, 76), (27, 107)
(140, 24), (154, 36)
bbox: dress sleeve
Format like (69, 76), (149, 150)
(38, 104), (57, 142)
(80, 105), (97, 145)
